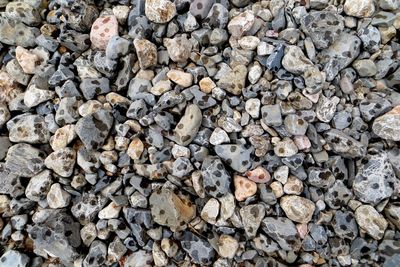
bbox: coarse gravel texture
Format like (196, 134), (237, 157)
(0, 0), (400, 266)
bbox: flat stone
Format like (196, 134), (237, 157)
(262, 217), (301, 251)
(280, 195), (316, 223)
(7, 114), (50, 144)
(355, 205), (388, 240)
(324, 129), (367, 158)
(149, 188), (195, 232)
(215, 144), (253, 173)
(353, 152), (395, 205)
(5, 143), (45, 177)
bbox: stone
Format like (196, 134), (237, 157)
(127, 137), (144, 160)
(72, 194), (107, 224)
(199, 77), (216, 93)
(83, 241), (107, 267)
(280, 195), (316, 223)
(15, 46), (42, 74)
(80, 77), (111, 100)
(234, 175), (257, 201)
(282, 45), (314, 75)
(355, 205), (388, 240)
(202, 156), (231, 198)
(353, 59), (377, 77)
(145, 0), (176, 24)
(5, 143), (45, 177)
(324, 129), (367, 158)
(261, 104), (282, 126)
(124, 250), (153, 267)
(149, 188), (195, 232)
(358, 26), (381, 53)
(238, 36), (260, 51)
(301, 11), (344, 49)
(98, 202), (121, 219)
(26, 170), (52, 202)
(0, 17), (40, 47)
(134, 39), (157, 69)
(90, 15), (119, 50)
(372, 106), (400, 141)
(262, 217), (301, 251)
(215, 144), (253, 173)
(106, 36), (131, 60)
(353, 152), (395, 205)
(209, 127), (230, 145)
(7, 114), (50, 144)
(163, 35), (192, 63)
(385, 204), (400, 229)
(228, 10), (255, 38)
(218, 235), (239, 259)
(75, 109), (114, 150)
(5, 1), (40, 26)
(24, 84), (55, 108)
(240, 204), (265, 238)
(189, 0), (215, 20)
(274, 138), (298, 157)
(245, 166), (271, 183)
(307, 167), (335, 188)
(167, 70), (193, 87)
(45, 148), (76, 177)
(0, 163), (24, 197)
(180, 231), (215, 265)
(245, 98), (261, 118)
(284, 114), (309, 136)
(47, 183), (71, 209)
(319, 33), (361, 81)
(174, 104), (202, 146)
(200, 198), (219, 224)
(264, 44), (285, 72)
(344, 0), (375, 18)
(0, 103), (11, 128)
(50, 125), (76, 151)
(0, 250), (29, 267)
(332, 211), (358, 240)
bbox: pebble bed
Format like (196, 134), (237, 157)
(0, 0), (400, 266)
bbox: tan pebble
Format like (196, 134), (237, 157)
(199, 77), (216, 93)
(245, 166), (271, 183)
(15, 46), (41, 74)
(234, 175), (257, 201)
(283, 175), (304, 195)
(127, 137), (144, 160)
(280, 195), (316, 223)
(270, 181), (283, 198)
(294, 135), (311, 151)
(296, 223), (308, 239)
(167, 70), (193, 88)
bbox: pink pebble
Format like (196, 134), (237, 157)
(294, 135), (311, 151)
(296, 223), (308, 239)
(245, 166), (271, 183)
(90, 15), (119, 50)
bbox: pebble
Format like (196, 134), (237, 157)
(145, 0), (176, 24)
(245, 166), (271, 183)
(262, 217), (301, 251)
(233, 175), (257, 201)
(173, 104), (202, 146)
(209, 127), (230, 145)
(0, 17), (40, 47)
(5, 143), (45, 177)
(0, 250), (29, 267)
(167, 69), (193, 87)
(240, 204), (265, 238)
(355, 205), (388, 240)
(353, 152), (395, 205)
(282, 45), (314, 75)
(218, 235), (239, 259)
(47, 183), (71, 209)
(45, 148), (76, 177)
(344, 0), (375, 18)
(245, 98), (261, 118)
(134, 39), (158, 69)
(227, 10), (255, 38)
(200, 198), (219, 224)
(180, 231), (215, 265)
(217, 64), (247, 95)
(164, 35), (192, 63)
(202, 156), (231, 198)
(274, 138), (299, 157)
(372, 105), (400, 141)
(149, 188), (195, 232)
(324, 129), (367, 158)
(215, 144), (253, 173)
(15, 46), (42, 74)
(353, 59), (377, 77)
(280, 195), (316, 223)
(90, 15), (119, 50)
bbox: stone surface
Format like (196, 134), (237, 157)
(90, 15), (119, 50)
(234, 175), (257, 201)
(280, 195), (316, 223)
(344, 0), (375, 18)
(134, 39), (158, 69)
(372, 106), (400, 141)
(355, 205), (388, 240)
(145, 0), (176, 24)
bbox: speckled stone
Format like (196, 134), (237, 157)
(145, 0), (176, 23)
(262, 217), (301, 251)
(355, 205), (388, 240)
(215, 144), (253, 173)
(173, 104), (202, 146)
(280, 195), (316, 223)
(344, 0), (375, 18)
(202, 156), (231, 198)
(234, 175), (257, 201)
(90, 15), (119, 50)
(372, 106), (400, 141)
(134, 39), (158, 69)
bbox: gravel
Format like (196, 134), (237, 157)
(0, 0), (399, 266)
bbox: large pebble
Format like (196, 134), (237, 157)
(262, 217), (301, 251)
(7, 114), (50, 144)
(173, 104), (202, 146)
(45, 148), (76, 177)
(344, 0), (375, 18)
(215, 144), (253, 173)
(164, 35), (192, 63)
(372, 105), (400, 141)
(324, 129), (366, 158)
(201, 156), (231, 198)
(234, 175), (257, 201)
(227, 10), (255, 38)
(280, 195), (316, 223)
(355, 205), (388, 240)
(90, 15), (119, 50)
(134, 39), (158, 69)
(145, 0), (176, 23)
